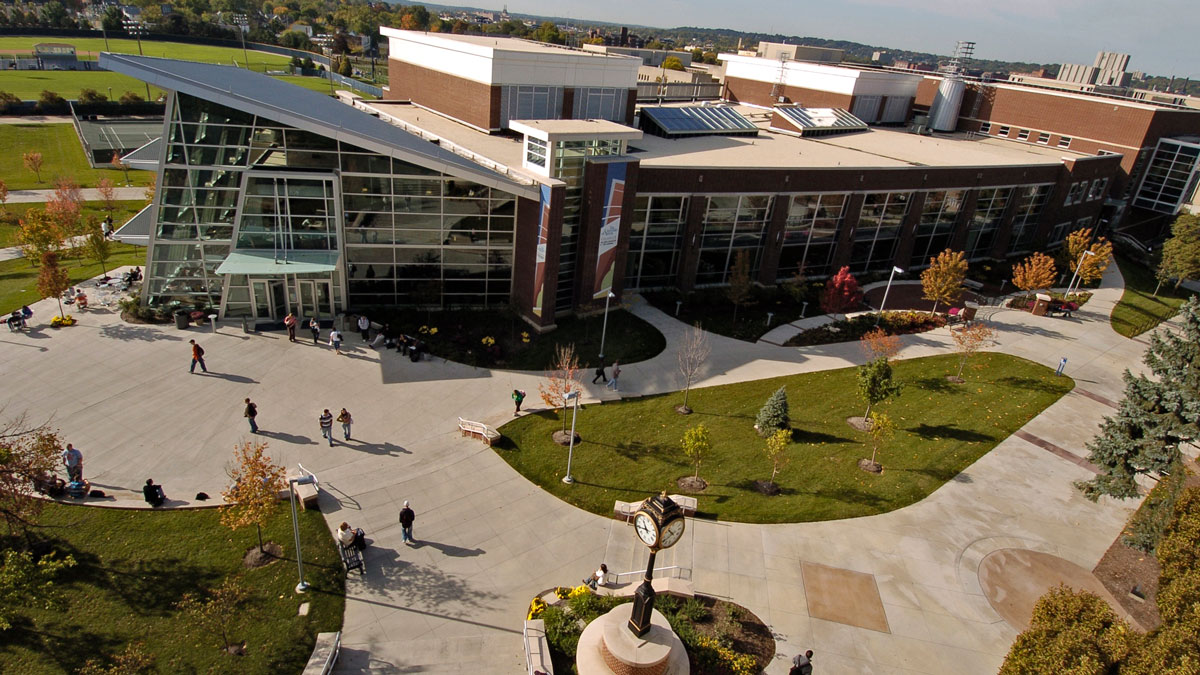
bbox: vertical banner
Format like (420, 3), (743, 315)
(531, 185), (552, 317)
(592, 161), (627, 299)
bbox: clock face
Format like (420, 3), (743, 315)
(634, 512), (658, 547)
(660, 517), (686, 549)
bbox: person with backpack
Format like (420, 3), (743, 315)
(791, 649), (814, 675)
(512, 389), (526, 416)
(189, 339), (207, 373)
(244, 398), (259, 433)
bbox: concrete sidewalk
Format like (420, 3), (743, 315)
(0, 261), (1153, 673)
(4, 186), (146, 203)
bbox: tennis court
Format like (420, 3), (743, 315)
(75, 117), (163, 165)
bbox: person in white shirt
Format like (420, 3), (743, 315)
(586, 563), (608, 590)
(337, 522), (365, 550)
(357, 314), (371, 342)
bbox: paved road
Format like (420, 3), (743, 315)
(0, 263), (1153, 673)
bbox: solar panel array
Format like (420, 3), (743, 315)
(773, 107), (869, 137)
(639, 105), (759, 138)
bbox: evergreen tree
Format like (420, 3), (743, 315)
(1142, 296), (1200, 435)
(857, 357), (902, 419)
(755, 386), (789, 436)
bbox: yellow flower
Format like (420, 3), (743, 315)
(429, 327), (438, 335)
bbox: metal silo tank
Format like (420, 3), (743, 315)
(929, 77), (965, 132)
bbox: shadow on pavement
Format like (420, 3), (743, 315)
(98, 324), (184, 342)
(255, 430), (314, 445)
(349, 440), (411, 455)
(200, 371), (258, 384)
(412, 540), (485, 558)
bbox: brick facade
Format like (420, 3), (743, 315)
(386, 59), (498, 131)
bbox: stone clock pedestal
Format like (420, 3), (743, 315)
(576, 603), (689, 675)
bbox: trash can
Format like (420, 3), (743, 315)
(174, 309), (190, 329)
(1032, 293), (1052, 317)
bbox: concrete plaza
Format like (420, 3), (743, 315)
(0, 262), (1156, 673)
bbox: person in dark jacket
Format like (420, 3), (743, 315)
(399, 500), (415, 544)
(143, 479), (166, 507)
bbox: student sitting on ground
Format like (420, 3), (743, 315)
(143, 478), (167, 507)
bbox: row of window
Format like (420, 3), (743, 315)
(979, 122), (1071, 148)
(1064, 178), (1109, 206)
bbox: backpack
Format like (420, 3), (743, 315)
(196, 345), (205, 357)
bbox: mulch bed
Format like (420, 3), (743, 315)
(692, 597), (776, 675)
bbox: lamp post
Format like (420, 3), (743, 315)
(1065, 250), (1096, 298)
(598, 291), (616, 361)
(289, 466), (319, 593)
(562, 391), (581, 484)
(877, 266), (904, 323)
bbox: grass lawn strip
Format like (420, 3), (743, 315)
(498, 353), (1073, 523)
(1110, 254), (1194, 338)
(0, 241), (147, 314)
(0, 199), (146, 248)
(0, 502), (344, 674)
(0, 38), (293, 71)
(0, 124), (153, 190)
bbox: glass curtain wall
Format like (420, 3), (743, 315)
(911, 190), (963, 265)
(964, 187), (1014, 259)
(1008, 184), (1052, 251)
(1134, 138), (1200, 214)
(551, 139), (624, 312)
(625, 195), (688, 290)
(778, 193), (845, 278)
(696, 195), (773, 285)
(850, 192), (910, 273)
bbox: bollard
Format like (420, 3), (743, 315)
(801, 301), (808, 318)
(766, 312), (774, 326)
(241, 316), (249, 334)
(208, 313), (218, 333)
(675, 300), (682, 316)
(1056, 357), (1067, 376)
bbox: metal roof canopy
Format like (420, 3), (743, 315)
(215, 250), (340, 275)
(771, 106), (869, 138)
(98, 53), (539, 200)
(638, 105), (759, 138)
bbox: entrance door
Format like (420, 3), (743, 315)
(250, 279), (289, 321)
(297, 280), (333, 322)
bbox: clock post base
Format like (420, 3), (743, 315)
(576, 603), (688, 675)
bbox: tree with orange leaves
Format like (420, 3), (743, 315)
(539, 344), (582, 432)
(860, 326), (901, 362)
(220, 440), (286, 554)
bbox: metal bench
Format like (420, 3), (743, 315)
(458, 417), (501, 446)
(339, 543), (364, 575)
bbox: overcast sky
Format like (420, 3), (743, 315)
(509, 0), (1199, 78)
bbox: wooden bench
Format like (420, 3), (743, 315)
(339, 543), (364, 575)
(458, 417), (501, 446)
(302, 631), (341, 675)
(667, 494), (697, 516)
(289, 475), (320, 510)
(523, 619), (554, 675)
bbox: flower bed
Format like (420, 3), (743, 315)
(1006, 291), (1093, 311)
(784, 310), (946, 347)
(528, 585), (772, 674)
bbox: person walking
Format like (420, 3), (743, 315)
(592, 361), (607, 384)
(512, 389), (526, 416)
(244, 398), (259, 433)
(284, 312), (298, 342)
(329, 329), (343, 355)
(607, 361), (621, 391)
(189, 339), (207, 373)
(791, 650), (814, 675)
(319, 409), (335, 446)
(309, 317), (321, 345)
(62, 443), (83, 482)
(337, 408), (353, 440)
(399, 500), (415, 544)
(357, 314), (371, 342)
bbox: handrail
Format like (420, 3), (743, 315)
(609, 565), (689, 585)
(522, 622), (546, 675)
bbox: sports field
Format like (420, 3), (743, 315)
(0, 37), (293, 71)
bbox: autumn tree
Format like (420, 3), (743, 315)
(15, 209), (64, 261)
(820, 266), (863, 315)
(96, 177), (116, 213)
(176, 577), (249, 653)
(220, 440), (286, 554)
(37, 251), (70, 320)
(863, 411), (895, 472)
(725, 249), (753, 325)
(857, 357), (901, 420)
(762, 428), (791, 491)
(1063, 228), (1113, 291)
(1011, 252), (1057, 301)
(676, 322), (710, 414)
(860, 326), (901, 362)
(0, 414), (64, 539)
(1158, 214), (1200, 289)
(85, 218), (111, 279)
(539, 343), (582, 432)
(110, 151), (129, 184)
(45, 177), (84, 259)
(950, 321), (996, 381)
(680, 424), (710, 484)
(77, 642), (155, 675)
(0, 179), (8, 212)
(22, 152), (43, 183)
(920, 248), (967, 314)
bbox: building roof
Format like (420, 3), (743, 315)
(508, 119), (643, 142)
(98, 52), (540, 200)
(639, 105), (758, 138)
(381, 28), (637, 60)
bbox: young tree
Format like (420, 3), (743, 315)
(820, 266), (863, 315)
(37, 251), (70, 320)
(15, 209), (64, 262)
(96, 177), (117, 214)
(22, 151), (43, 183)
(176, 577), (249, 653)
(1063, 228), (1114, 289)
(143, 173), (157, 205)
(0, 414), (64, 539)
(676, 322), (710, 414)
(45, 177), (83, 259)
(1011, 252), (1057, 301)
(857, 357), (901, 420)
(859, 326), (901, 362)
(1158, 213), (1200, 289)
(109, 151), (129, 185)
(0, 549), (77, 630)
(77, 642), (155, 675)
(0, 179), (8, 212)
(950, 321), (996, 381)
(680, 424), (710, 481)
(85, 219), (111, 279)
(755, 386), (790, 436)
(725, 249), (753, 325)
(783, 268), (808, 304)
(763, 428), (791, 489)
(920, 248), (967, 314)
(539, 343), (582, 432)
(220, 440), (286, 554)
(864, 410), (895, 471)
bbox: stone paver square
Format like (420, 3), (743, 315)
(801, 561), (891, 633)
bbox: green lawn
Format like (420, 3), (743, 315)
(0, 123), (154, 190)
(0, 69), (338, 102)
(0, 199), (146, 247)
(0, 502), (344, 674)
(497, 353), (1073, 523)
(1110, 254), (1194, 338)
(0, 242), (147, 314)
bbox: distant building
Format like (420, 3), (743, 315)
(756, 42), (843, 64)
(581, 44), (692, 69)
(1057, 51), (1132, 87)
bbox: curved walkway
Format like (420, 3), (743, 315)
(0, 263), (1152, 674)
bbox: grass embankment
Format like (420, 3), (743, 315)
(0, 241), (147, 314)
(0, 503), (344, 674)
(1110, 254), (1195, 338)
(0, 199), (145, 247)
(0, 124), (153, 190)
(498, 353), (1073, 523)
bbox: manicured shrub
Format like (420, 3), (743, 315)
(998, 585), (1133, 675)
(1121, 462), (1187, 553)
